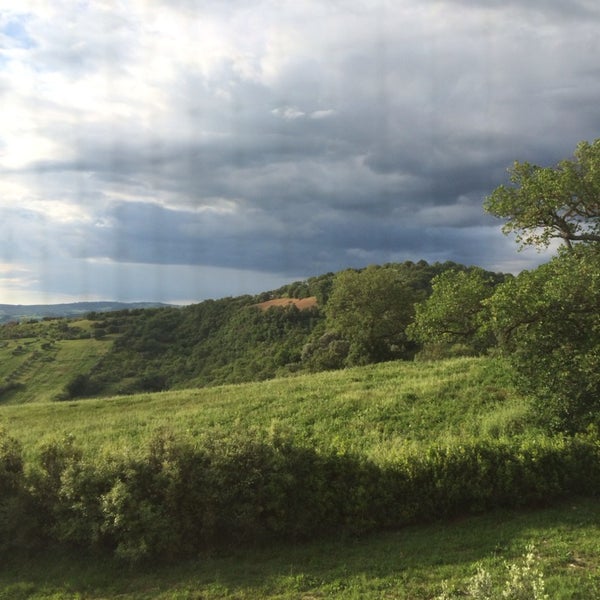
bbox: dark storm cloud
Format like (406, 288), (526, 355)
(78, 199), (505, 279)
(443, 0), (598, 19)
(2, 0), (600, 302)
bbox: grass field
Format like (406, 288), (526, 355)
(2, 355), (599, 598)
(0, 320), (113, 405)
(0, 356), (528, 461)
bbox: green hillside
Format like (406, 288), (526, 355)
(2, 356), (600, 598)
(0, 260), (508, 404)
(0, 356), (524, 459)
(0, 319), (115, 404)
(0, 245), (598, 597)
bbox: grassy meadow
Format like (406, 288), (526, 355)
(2, 498), (600, 599)
(0, 319), (113, 404)
(2, 355), (600, 598)
(0, 356), (527, 461)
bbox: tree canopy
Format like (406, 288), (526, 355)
(325, 265), (424, 365)
(407, 268), (502, 356)
(486, 246), (600, 432)
(484, 139), (600, 250)
(481, 138), (600, 432)
(406, 139), (600, 432)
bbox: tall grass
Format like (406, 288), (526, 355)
(2, 355), (600, 597)
(0, 356), (529, 461)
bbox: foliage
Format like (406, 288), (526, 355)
(3, 418), (600, 562)
(41, 298), (323, 396)
(4, 498), (600, 599)
(265, 271), (336, 305)
(437, 545), (549, 600)
(485, 138), (600, 250)
(0, 319), (90, 341)
(486, 246), (600, 432)
(408, 268), (506, 356)
(1, 260), (497, 401)
(0, 428), (25, 554)
(324, 265), (424, 365)
(300, 329), (350, 371)
(64, 373), (96, 399)
(2, 354), (600, 598)
(480, 139), (600, 433)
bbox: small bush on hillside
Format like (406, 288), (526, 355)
(436, 545), (549, 599)
(301, 331), (350, 371)
(27, 434), (85, 545)
(0, 381), (25, 397)
(61, 373), (103, 399)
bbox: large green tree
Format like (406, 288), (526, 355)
(324, 265), (423, 365)
(484, 139), (600, 250)
(407, 268), (501, 356)
(483, 138), (600, 432)
(486, 246), (600, 432)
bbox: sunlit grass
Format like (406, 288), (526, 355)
(0, 336), (114, 404)
(1, 354), (599, 598)
(0, 356), (530, 462)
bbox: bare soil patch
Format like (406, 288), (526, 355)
(255, 296), (318, 311)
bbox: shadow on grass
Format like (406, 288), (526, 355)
(2, 498), (600, 599)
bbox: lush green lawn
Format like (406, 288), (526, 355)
(2, 498), (599, 599)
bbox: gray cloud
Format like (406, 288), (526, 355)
(1, 0), (599, 302)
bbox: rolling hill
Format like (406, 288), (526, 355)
(2, 356), (600, 598)
(0, 260), (507, 403)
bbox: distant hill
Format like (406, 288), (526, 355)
(0, 261), (509, 402)
(0, 301), (174, 324)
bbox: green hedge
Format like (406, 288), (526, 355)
(2, 427), (600, 562)
(0, 428), (27, 553)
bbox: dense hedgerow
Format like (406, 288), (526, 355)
(0, 428), (29, 554)
(3, 428), (600, 562)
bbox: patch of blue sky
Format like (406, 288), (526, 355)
(1, 17), (36, 49)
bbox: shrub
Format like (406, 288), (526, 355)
(436, 545), (549, 599)
(63, 374), (92, 399)
(100, 430), (203, 561)
(4, 427), (600, 562)
(0, 428), (25, 554)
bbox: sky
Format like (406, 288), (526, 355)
(1, 0), (600, 305)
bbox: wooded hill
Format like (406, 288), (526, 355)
(0, 260), (506, 402)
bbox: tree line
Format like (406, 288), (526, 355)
(58, 259), (500, 398)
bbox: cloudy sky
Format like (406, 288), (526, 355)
(1, 0), (599, 304)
